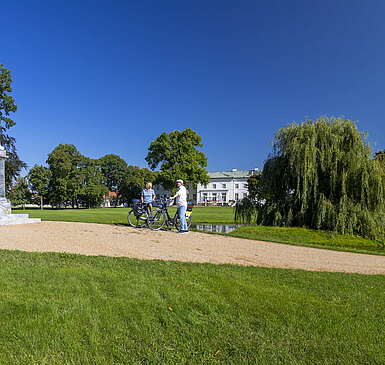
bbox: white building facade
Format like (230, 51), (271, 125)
(195, 169), (257, 205)
(154, 168), (258, 205)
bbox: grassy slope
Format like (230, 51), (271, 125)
(0, 250), (384, 364)
(229, 225), (385, 255)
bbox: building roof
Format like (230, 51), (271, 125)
(103, 191), (117, 199)
(208, 169), (257, 179)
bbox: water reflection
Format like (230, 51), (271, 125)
(192, 223), (239, 234)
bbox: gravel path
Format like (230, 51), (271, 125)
(0, 221), (384, 275)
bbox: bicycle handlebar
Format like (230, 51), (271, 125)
(155, 197), (174, 207)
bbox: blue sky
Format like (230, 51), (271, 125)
(2, 0), (385, 172)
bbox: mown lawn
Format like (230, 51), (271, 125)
(0, 250), (384, 364)
(15, 206), (235, 224)
(229, 225), (385, 255)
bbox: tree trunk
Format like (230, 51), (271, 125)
(40, 195), (43, 210)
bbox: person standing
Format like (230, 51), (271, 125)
(170, 179), (188, 233)
(141, 182), (156, 210)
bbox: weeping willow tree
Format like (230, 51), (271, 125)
(236, 117), (385, 244)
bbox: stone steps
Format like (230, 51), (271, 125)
(10, 214), (30, 218)
(0, 214), (41, 226)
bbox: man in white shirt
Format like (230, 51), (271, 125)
(170, 179), (188, 233)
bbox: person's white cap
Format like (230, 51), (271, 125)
(176, 179), (183, 184)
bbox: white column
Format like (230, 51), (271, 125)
(0, 159), (5, 199)
(0, 146), (11, 215)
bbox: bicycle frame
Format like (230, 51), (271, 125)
(151, 199), (192, 229)
(155, 202), (177, 227)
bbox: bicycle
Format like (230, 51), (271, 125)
(127, 200), (151, 227)
(147, 198), (193, 231)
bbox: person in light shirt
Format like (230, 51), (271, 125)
(141, 182), (156, 210)
(170, 179), (188, 233)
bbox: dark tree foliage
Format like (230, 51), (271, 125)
(236, 117), (385, 245)
(8, 177), (31, 209)
(235, 172), (264, 224)
(28, 165), (51, 209)
(47, 144), (83, 207)
(145, 128), (209, 191)
(47, 144), (106, 208)
(0, 65), (26, 190)
(118, 166), (157, 204)
(246, 172), (263, 200)
(40, 144), (157, 208)
(98, 154), (128, 193)
(0, 134), (27, 191)
(0, 65), (16, 130)
(77, 158), (107, 208)
(98, 154), (128, 206)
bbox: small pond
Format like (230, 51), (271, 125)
(191, 223), (240, 234)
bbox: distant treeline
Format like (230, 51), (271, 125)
(9, 129), (210, 209)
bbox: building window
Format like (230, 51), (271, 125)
(212, 184), (216, 189)
(204, 184), (207, 189)
(203, 193), (208, 202)
(235, 193), (239, 200)
(221, 193), (226, 201)
(222, 183), (226, 188)
(244, 184), (248, 188)
(235, 184), (239, 189)
(212, 193), (217, 202)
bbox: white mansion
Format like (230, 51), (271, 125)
(195, 168), (258, 205)
(155, 168), (259, 206)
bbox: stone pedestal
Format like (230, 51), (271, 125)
(0, 146), (41, 225)
(0, 198), (11, 215)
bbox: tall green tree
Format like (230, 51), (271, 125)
(0, 64), (26, 191)
(234, 172), (264, 224)
(247, 172), (263, 200)
(145, 128), (209, 191)
(28, 165), (51, 209)
(78, 158), (107, 208)
(99, 154), (128, 192)
(8, 177), (31, 209)
(47, 144), (83, 207)
(236, 117), (385, 244)
(47, 145), (108, 208)
(99, 154), (128, 206)
(118, 166), (156, 204)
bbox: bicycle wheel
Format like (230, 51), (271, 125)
(128, 209), (148, 227)
(147, 209), (166, 230)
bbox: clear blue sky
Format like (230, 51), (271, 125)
(2, 0), (385, 172)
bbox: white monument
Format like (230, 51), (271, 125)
(0, 145), (41, 225)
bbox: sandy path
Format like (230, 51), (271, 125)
(0, 221), (384, 275)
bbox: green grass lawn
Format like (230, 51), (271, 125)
(0, 249), (384, 364)
(229, 225), (385, 255)
(15, 206), (235, 224)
